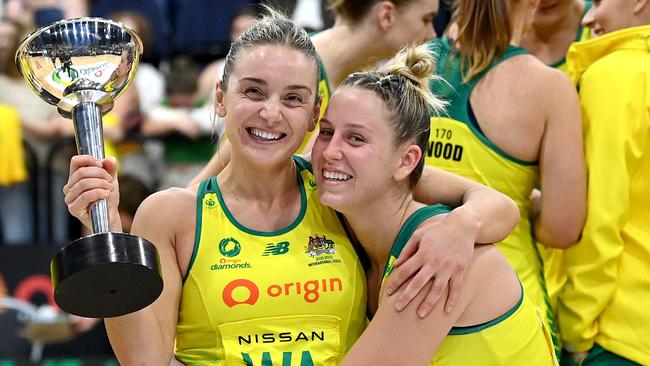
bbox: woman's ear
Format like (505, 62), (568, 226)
(393, 144), (422, 182)
(215, 80), (227, 117)
(376, 1), (397, 31)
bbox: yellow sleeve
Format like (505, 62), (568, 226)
(558, 60), (642, 352)
(0, 105), (28, 185)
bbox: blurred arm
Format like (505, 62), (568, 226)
(535, 70), (586, 249)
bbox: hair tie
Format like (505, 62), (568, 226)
(374, 75), (388, 86)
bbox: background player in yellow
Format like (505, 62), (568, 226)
(191, 0), (439, 179)
(312, 44), (556, 365)
(559, 1), (650, 364)
(520, 0), (592, 313)
(425, 0), (587, 357)
(62, 11), (519, 365)
(0, 104), (31, 245)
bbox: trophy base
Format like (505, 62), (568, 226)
(51, 232), (163, 318)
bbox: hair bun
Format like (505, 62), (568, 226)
(404, 46), (436, 80)
(383, 44), (435, 89)
(381, 44), (446, 114)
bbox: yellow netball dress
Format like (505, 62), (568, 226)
(426, 38), (559, 356)
(175, 156), (366, 365)
(382, 205), (557, 365)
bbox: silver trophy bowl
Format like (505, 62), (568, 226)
(16, 18), (162, 318)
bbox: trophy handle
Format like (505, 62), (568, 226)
(71, 102), (110, 234)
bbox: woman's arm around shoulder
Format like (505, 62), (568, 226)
(342, 242), (518, 366)
(383, 167), (519, 316)
(105, 186), (197, 365)
(414, 167), (519, 244)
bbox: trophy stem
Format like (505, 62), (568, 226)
(71, 101), (110, 234)
(18, 17), (163, 318)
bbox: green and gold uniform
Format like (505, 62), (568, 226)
(175, 156), (366, 365)
(382, 205), (557, 365)
(426, 38), (559, 356)
(316, 54), (332, 121)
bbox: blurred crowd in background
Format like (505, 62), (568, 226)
(0, 0), (391, 247)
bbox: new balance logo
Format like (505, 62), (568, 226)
(262, 242), (290, 256)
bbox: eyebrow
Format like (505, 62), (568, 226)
(239, 77), (313, 95)
(320, 117), (372, 132)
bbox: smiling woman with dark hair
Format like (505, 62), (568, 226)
(312, 44), (556, 365)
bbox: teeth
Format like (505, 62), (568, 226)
(250, 128), (282, 141)
(323, 170), (352, 181)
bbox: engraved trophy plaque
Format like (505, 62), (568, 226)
(16, 18), (163, 318)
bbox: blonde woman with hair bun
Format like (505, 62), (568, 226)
(312, 44), (557, 365)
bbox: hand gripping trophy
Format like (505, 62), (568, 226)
(15, 18), (163, 318)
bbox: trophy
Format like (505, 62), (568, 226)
(15, 18), (163, 318)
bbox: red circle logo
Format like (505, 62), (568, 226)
(222, 279), (259, 307)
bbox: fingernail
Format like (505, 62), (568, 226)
(386, 287), (394, 295)
(418, 309), (428, 318)
(445, 305), (453, 313)
(395, 302), (404, 311)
